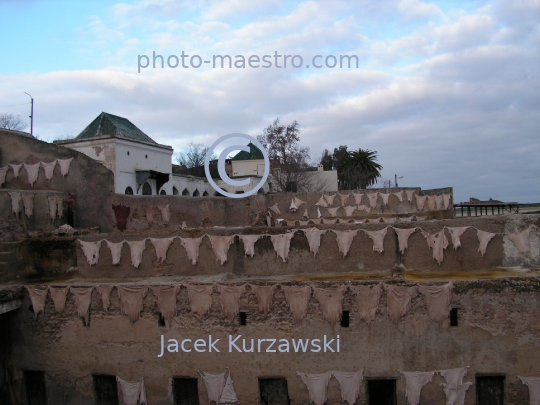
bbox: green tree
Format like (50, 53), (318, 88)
(327, 146), (382, 190)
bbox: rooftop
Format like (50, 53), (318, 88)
(75, 112), (157, 144)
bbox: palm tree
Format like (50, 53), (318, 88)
(340, 148), (382, 190)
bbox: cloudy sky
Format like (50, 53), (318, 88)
(1, 0), (539, 202)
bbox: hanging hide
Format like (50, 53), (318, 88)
(518, 376), (540, 405)
(332, 370), (364, 405)
(157, 204), (170, 224)
(48, 286), (68, 312)
(116, 285), (148, 322)
(199, 370), (226, 404)
(219, 369), (240, 404)
(0, 166), (8, 186)
(323, 194), (336, 205)
(399, 371), (435, 405)
(40, 160), (57, 181)
(442, 382), (472, 405)
(339, 193), (350, 206)
(56, 197), (64, 218)
(23, 163), (40, 187)
(379, 193), (390, 206)
(442, 193), (452, 208)
(290, 196), (306, 212)
(47, 196), (57, 220)
(331, 230), (359, 257)
(357, 204), (371, 213)
(186, 284), (214, 316)
(363, 227), (389, 253)
(312, 286), (347, 325)
(315, 195), (328, 207)
(269, 202), (281, 215)
(283, 285), (312, 321)
(249, 284), (277, 314)
(149, 237), (175, 263)
(384, 284), (417, 324)
(445, 227), (470, 250)
(126, 239), (147, 268)
(367, 193), (378, 208)
(112, 204), (130, 231)
(383, 217), (397, 224)
(301, 228), (327, 257)
(302, 208), (309, 218)
(179, 237), (204, 265)
(476, 229), (496, 256)
(10, 163), (23, 179)
(57, 158), (73, 177)
(508, 225), (538, 254)
(297, 371), (332, 405)
(350, 283), (382, 324)
(8, 192), (21, 216)
(405, 189), (416, 202)
(216, 284), (245, 322)
(105, 240), (124, 265)
(323, 218), (337, 224)
(392, 227), (418, 254)
(434, 195), (443, 210)
(150, 285), (180, 326)
(344, 206), (356, 217)
(96, 285), (114, 312)
(79, 240), (102, 266)
(426, 195), (436, 211)
(207, 235), (235, 265)
(269, 233), (295, 262)
(418, 282), (453, 326)
(438, 367), (469, 390)
(237, 234), (264, 258)
(353, 193), (364, 205)
(327, 207), (340, 217)
(21, 193), (34, 218)
(144, 205), (154, 226)
(116, 376), (147, 405)
(70, 287), (94, 325)
(26, 287), (48, 319)
(393, 191), (404, 202)
(422, 230), (449, 265)
(415, 195), (427, 211)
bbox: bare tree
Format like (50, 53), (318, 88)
(174, 143), (217, 168)
(0, 113), (28, 131)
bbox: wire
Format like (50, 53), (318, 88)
(0, 102), (30, 107)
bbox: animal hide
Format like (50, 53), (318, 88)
(186, 284), (214, 316)
(249, 284), (277, 314)
(112, 204), (130, 231)
(116, 376), (147, 405)
(518, 376), (540, 405)
(434, 195), (443, 210)
(216, 284), (245, 321)
(422, 230), (449, 265)
(57, 158), (73, 177)
(0, 166), (8, 186)
(8, 192), (21, 216)
(339, 193), (350, 206)
(219, 371), (239, 404)
(40, 160), (57, 181)
(508, 226), (537, 254)
(405, 189), (415, 202)
(353, 193), (364, 205)
(270, 233), (295, 262)
(442, 193), (452, 208)
(144, 205), (154, 226)
(207, 235), (235, 265)
(323, 194), (336, 205)
(350, 283), (382, 324)
(332, 230), (359, 257)
(438, 367), (469, 390)
(297, 371), (332, 405)
(315, 195), (328, 207)
(150, 285), (180, 326)
(181, 220), (187, 229)
(298, 220), (310, 226)
(332, 370), (363, 405)
(446, 227), (470, 250)
(283, 285), (312, 321)
(363, 227), (389, 253)
(310, 218), (322, 224)
(266, 213), (272, 227)
(96, 285), (114, 312)
(384, 284), (417, 324)
(357, 204), (371, 213)
(199, 370), (226, 404)
(47, 196), (57, 220)
(415, 195), (427, 211)
(237, 234), (264, 258)
(116, 285), (148, 322)
(79, 240), (102, 266)
(20, 194), (33, 218)
(426, 195), (436, 211)
(400, 371), (435, 405)
(105, 240), (124, 265)
(126, 239), (147, 268)
(415, 216), (426, 221)
(393, 191), (404, 202)
(179, 237), (204, 265)
(26, 287), (48, 319)
(418, 282), (453, 326)
(48, 287), (68, 312)
(367, 193), (378, 208)
(290, 196), (306, 212)
(442, 382), (472, 405)
(324, 218), (337, 224)
(476, 229), (496, 256)
(301, 228), (327, 256)
(56, 197), (64, 218)
(312, 286), (347, 325)
(400, 216), (414, 222)
(344, 206), (356, 217)
(379, 193), (390, 206)
(303, 208), (309, 218)
(24, 163), (40, 187)
(269, 202), (281, 214)
(327, 207), (340, 217)
(149, 237), (175, 263)
(70, 287), (94, 325)
(317, 207), (322, 218)
(392, 227), (418, 254)
(10, 163), (23, 179)
(157, 204), (171, 224)
(383, 217), (397, 223)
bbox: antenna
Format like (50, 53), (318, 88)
(23, 92), (33, 136)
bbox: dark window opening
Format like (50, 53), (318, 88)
(173, 377), (200, 405)
(259, 378), (290, 405)
(127, 151), (130, 156)
(193, 190), (200, 197)
(173, 187), (179, 195)
(450, 307), (458, 327)
(239, 311), (247, 326)
(145, 154), (148, 159)
(158, 313), (165, 327)
(258, 188), (265, 194)
(160, 189), (166, 195)
(476, 375), (505, 405)
(93, 374), (119, 405)
(125, 186), (134, 195)
(202, 191), (209, 196)
(268, 183), (273, 191)
(24, 370), (47, 405)
(142, 182), (152, 195)
(341, 310), (350, 327)
(28, 304), (34, 312)
(215, 192), (225, 197)
(182, 188), (189, 196)
(235, 190), (245, 194)
(368, 379), (396, 405)
(285, 181), (297, 192)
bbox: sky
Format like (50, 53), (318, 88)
(0, 0), (539, 203)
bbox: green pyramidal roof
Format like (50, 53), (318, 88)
(231, 142), (264, 160)
(76, 112), (157, 144)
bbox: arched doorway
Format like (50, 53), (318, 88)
(142, 182), (152, 195)
(182, 188), (189, 196)
(193, 190), (200, 197)
(160, 190), (166, 195)
(125, 186), (134, 195)
(172, 187), (179, 195)
(203, 191), (209, 196)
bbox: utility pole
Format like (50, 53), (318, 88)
(24, 92), (33, 136)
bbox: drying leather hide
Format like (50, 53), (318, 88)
(350, 283), (382, 324)
(438, 367), (469, 390)
(418, 282), (453, 326)
(269, 202), (281, 215)
(249, 284), (277, 314)
(105, 240), (124, 265)
(150, 285), (180, 326)
(379, 193), (390, 206)
(126, 239), (147, 268)
(324, 194), (336, 205)
(57, 158), (73, 177)
(339, 193), (350, 206)
(415, 195), (427, 211)
(327, 207), (340, 217)
(21, 194), (34, 218)
(446, 227), (470, 250)
(237, 234), (263, 257)
(312, 286), (347, 325)
(344, 206), (356, 216)
(383, 217), (397, 224)
(47, 196), (57, 220)
(332, 370), (363, 405)
(0, 166), (7, 186)
(310, 218), (322, 225)
(116, 376), (147, 405)
(301, 228), (327, 256)
(116, 286), (148, 322)
(219, 371), (240, 404)
(508, 225), (537, 254)
(315, 195), (328, 207)
(518, 376), (540, 405)
(297, 371), (332, 405)
(179, 237), (204, 265)
(157, 204), (170, 224)
(393, 191), (404, 202)
(364, 227), (389, 253)
(8, 192), (21, 216)
(434, 195), (443, 210)
(405, 189), (415, 202)
(10, 163), (23, 179)
(186, 284), (214, 316)
(96, 285), (114, 312)
(283, 285), (312, 321)
(207, 235), (235, 265)
(112, 204), (130, 231)
(79, 240), (102, 266)
(442, 193), (452, 208)
(442, 382), (472, 405)
(427, 195), (436, 211)
(24, 163), (40, 187)
(302, 208), (309, 218)
(353, 193), (364, 205)
(332, 230), (359, 257)
(149, 237), (175, 263)
(400, 371), (435, 405)
(144, 205), (154, 226)
(384, 284), (417, 324)
(56, 197), (64, 218)
(27, 287), (48, 319)
(357, 204), (371, 213)
(324, 218), (337, 224)
(216, 284), (245, 321)
(414, 216), (426, 221)
(367, 193), (378, 208)
(199, 370), (226, 404)
(49, 287), (68, 312)
(392, 227), (418, 254)
(70, 287), (94, 325)
(41, 160), (57, 181)
(270, 233), (295, 262)
(422, 230), (449, 265)
(290, 196), (306, 212)
(476, 229), (496, 256)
